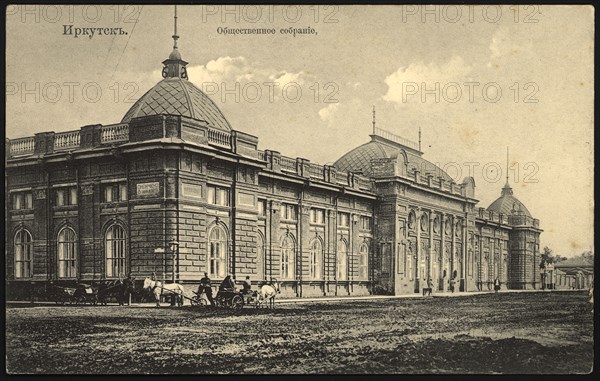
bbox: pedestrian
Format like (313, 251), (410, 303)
(494, 278), (501, 293)
(198, 272), (214, 306)
(241, 276), (252, 295)
(424, 278), (433, 296)
(449, 277), (456, 293)
(124, 272), (135, 305)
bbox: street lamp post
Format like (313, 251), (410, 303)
(168, 238), (179, 306)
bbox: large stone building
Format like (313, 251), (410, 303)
(5, 28), (543, 300)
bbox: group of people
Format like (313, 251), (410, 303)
(197, 272), (252, 306)
(421, 276), (501, 295)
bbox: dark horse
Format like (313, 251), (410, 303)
(97, 278), (135, 305)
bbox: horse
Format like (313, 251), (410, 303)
(143, 278), (185, 307)
(256, 279), (280, 309)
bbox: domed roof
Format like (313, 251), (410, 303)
(121, 77), (231, 131)
(487, 183), (532, 218)
(334, 136), (453, 181)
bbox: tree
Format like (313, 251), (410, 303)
(540, 247), (567, 265)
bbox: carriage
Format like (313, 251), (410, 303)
(49, 285), (77, 305)
(190, 288), (257, 309)
(72, 283), (98, 305)
(47, 283), (97, 305)
(215, 290), (257, 309)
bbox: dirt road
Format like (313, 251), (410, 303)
(5, 291), (593, 374)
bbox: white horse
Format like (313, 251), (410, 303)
(143, 278), (185, 307)
(256, 279), (280, 309)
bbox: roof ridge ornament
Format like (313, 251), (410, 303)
(173, 4), (179, 49)
(501, 146), (513, 196)
(162, 5), (189, 80)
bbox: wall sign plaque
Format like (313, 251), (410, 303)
(136, 182), (160, 198)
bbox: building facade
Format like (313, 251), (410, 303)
(5, 35), (543, 300)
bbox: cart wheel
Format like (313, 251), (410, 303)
(231, 295), (244, 310)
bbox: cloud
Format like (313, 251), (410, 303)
(382, 56), (473, 105)
(487, 28), (534, 67)
(186, 56), (311, 89)
(318, 103), (340, 122)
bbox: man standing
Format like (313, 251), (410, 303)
(124, 272), (135, 306)
(241, 276), (252, 295)
(199, 272), (214, 306)
(494, 278), (501, 293)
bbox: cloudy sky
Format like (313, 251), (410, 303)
(6, 5), (594, 257)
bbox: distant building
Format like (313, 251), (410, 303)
(554, 256), (594, 290)
(5, 22), (543, 300)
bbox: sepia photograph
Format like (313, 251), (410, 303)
(4, 3), (595, 374)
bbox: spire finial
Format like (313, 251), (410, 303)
(172, 5), (179, 49)
(505, 146), (509, 185)
(418, 127), (422, 151)
(501, 146), (513, 196)
(162, 5), (188, 80)
(372, 105), (376, 134)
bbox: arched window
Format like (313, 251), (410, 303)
(256, 233), (265, 280)
(14, 228), (33, 278)
(209, 226), (227, 278)
(309, 238), (323, 280)
(358, 242), (369, 280)
(106, 224), (127, 278)
(57, 227), (77, 278)
(281, 235), (295, 280)
(337, 239), (348, 281)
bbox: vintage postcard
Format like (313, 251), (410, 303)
(5, 3), (594, 374)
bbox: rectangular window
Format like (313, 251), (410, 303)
(381, 243), (391, 273)
(338, 212), (349, 227)
(310, 208), (325, 224)
(361, 216), (372, 230)
(207, 185), (230, 206)
(13, 192), (33, 210)
(257, 199), (266, 217)
(56, 187), (78, 206)
(104, 186), (113, 203)
(280, 203), (297, 221)
(103, 184), (127, 203)
(119, 184), (127, 201)
(398, 243), (405, 274)
(56, 189), (65, 206)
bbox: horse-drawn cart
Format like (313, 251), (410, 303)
(189, 288), (257, 309)
(48, 283), (97, 305)
(72, 283), (98, 305)
(49, 285), (77, 305)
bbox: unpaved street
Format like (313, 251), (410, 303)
(6, 291), (593, 374)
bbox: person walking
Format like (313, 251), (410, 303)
(494, 278), (501, 293)
(423, 278), (434, 296)
(449, 277), (456, 293)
